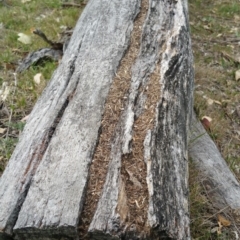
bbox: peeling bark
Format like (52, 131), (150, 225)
(0, 0), (194, 239)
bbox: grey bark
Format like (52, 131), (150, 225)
(0, 0), (194, 239)
(189, 113), (240, 209)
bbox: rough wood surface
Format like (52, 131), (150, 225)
(189, 113), (240, 210)
(0, 0), (140, 239)
(88, 0), (194, 239)
(144, 0), (193, 239)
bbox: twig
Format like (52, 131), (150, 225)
(33, 29), (63, 50)
(192, 36), (240, 45)
(5, 73), (17, 139)
(200, 206), (230, 224)
(0, 0), (10, 7)
(61, 2), (85, 8)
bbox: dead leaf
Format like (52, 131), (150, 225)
(234, 15), (240, 21)
(218, 214), (231, 227)
(207, 98), (214, 105)
(201, 116), (212, 130)
(0, 103), (9, 117)
(217, 221), (223, 235)
(210, 227), (219, 233)
(17, 33), (32, 44)
(214, 100), (221, 105)
(33, 73), (43, 85)
(0, 82), (10, 101)
(235, 69), (240, 81)
(21, 115), (29, 122)
(21, 0), (32, 3)
(233, 231), (239, 240)
(203, 25), (211, 30)
(230, 27), (239, 33)
(203, 95), (221, 106)
(0, 128), (6, 134)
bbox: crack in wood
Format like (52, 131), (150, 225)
(6, 86), (77, 239)
(78, 0), (149, 238)
(0, 45), (82, 238)
(120, 62), (161, 238)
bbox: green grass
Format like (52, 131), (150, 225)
(0, 0), (84, 172)
(218, 3), (240, 17)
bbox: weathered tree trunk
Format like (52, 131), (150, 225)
(0, 0), (193, 239)
(189, 113), (240, 210)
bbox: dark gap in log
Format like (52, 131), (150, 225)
(78, 0), (148, 238)
(121, 62), (161, 235)
(3, 84), (78, 239)
(0, 50), (80, 238)
(2, 84), (76, 240)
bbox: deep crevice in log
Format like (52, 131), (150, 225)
(120, 62), (161, 234)
(78, 0), (148, 238)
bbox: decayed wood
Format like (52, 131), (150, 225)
(0, 0), (140, 239)
(189, 113), (240, 210)
(87, 0), (194, 239)
(144, 0), (193, 238)
(0, 0), (194, 239)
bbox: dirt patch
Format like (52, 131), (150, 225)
(78, 0), (149, 238)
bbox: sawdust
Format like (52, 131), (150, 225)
(78, 0), (162, 238)
(121, 63), (161, 233)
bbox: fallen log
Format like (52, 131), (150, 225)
(189, 113), (240, 210)
(0, 0), (193, 239)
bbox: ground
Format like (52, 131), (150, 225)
(189, 0), (240, 239)
(0, 0), (240, 239)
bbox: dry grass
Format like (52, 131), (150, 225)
(120, 62), (161, 232)
(189, 0), (240, 238)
